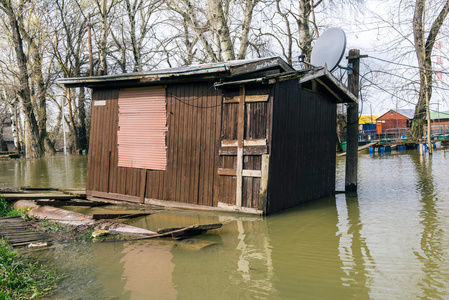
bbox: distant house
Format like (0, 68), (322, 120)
(0, 112), (15, 152)
(60, 57), (357, 215)
(428, 110), (449, 126)
(377, 109), (414, 134)
(428, 110), (449, 136)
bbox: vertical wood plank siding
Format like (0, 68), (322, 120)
(88, 83), (222, 206)
(88, 78), (338, 213)
(267, 80), (337, 213)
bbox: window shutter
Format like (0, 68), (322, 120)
(118, 87), (167, 170)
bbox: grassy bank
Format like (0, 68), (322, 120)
(0, 195), (60, 299)
(0, 194), (23, 217)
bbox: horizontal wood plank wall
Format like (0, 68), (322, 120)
(145, 83), (222, 206)
(268, 80), (337, 214)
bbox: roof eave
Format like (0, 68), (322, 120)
(298, 68), (358, 104)
(58, 65), (229, 88)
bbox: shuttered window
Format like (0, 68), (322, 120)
(118, 87), (167, 170)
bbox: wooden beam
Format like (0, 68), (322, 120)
(259, 154), (269, 211)
(236, 85), (245, 207)
(218, 168), (262, 178)
(92, 213), (150, 220)
(218, 168), (236, 176)
(90, 190), (140, 203)
(219, 145), (268, 156)
(140, 169), (147, 204)
(315, 78), (344, 102)
(242, 170), (261, 177)
(223, 94), (269, 103)
(345, 49), (360, 192)
(221, 139), (267, 147)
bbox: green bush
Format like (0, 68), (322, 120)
(0, 195), (23, 218)
(0, 239), (59, 299)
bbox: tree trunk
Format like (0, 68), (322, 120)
(78, 87), (88, 150)
(409, 0), (449, 141)
(0, 0), (44, 158)
(297, 0), (313, 60)
(237, 0), (258, 60)
(206, 0), (235, 61)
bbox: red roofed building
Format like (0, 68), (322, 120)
(377, 109), (414, 134)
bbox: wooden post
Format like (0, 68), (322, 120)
(345, 49), (360, 192)
(140, 169), (147, 204)
(87, 13), (93, 77)
(235, 85), (245, 206)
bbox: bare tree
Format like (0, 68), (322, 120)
(109, 0), (163, 72)
(0, 0), (47, 158)
(165, 0), (260, 62)
(409, 0), (449, 140)
(51, 0), (90, 151)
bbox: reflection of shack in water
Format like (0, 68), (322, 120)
(92, 238), (177, 299)
(168, 215), (277, 299)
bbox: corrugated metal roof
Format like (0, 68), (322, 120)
(429, 110), (449, 120)
(396, 109), (415, 119)
(58, 57), (294, 88)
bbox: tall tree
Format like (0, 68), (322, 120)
(165, 0), (260, 62)
(51, 0), (90, 151)
(0, 0), (45, 158)
(409, 0), (449, 140)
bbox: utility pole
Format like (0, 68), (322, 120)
(88, 13), (93, 77)
(345, 49), (363, 192)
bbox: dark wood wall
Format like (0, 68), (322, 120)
(87, 83), (222, 206)
(88, 79), (338, 213)
(267, 80), (337, 214)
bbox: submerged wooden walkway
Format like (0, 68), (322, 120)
(0, 217), (52, 248)
(338, 142), (378, 157)
(1, 187), (86, 201)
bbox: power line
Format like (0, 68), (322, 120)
(357, 70), (442, 115)
(362, 69), (449, 92)
(369, 56), (449, 75)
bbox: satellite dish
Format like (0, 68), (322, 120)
(310, 28), (346, 72)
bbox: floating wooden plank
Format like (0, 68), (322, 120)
(36, 200), (107, 207)
(92, 213), (150, 220)
(2, 193), (77, 201)
(155, 223), (222, 240)
(21, 187), (57, 191)
(58, 188), (87, 198)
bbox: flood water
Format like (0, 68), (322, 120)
(1, 149), (449, 299)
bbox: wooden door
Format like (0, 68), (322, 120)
(217, 85), (270, 212)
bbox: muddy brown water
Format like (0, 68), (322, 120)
(1, 150), (449, 299)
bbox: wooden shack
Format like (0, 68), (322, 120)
(60, 57), (357, 214)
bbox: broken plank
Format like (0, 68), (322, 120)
(92, 213), (150, 220)
(21, 187), (58, 191)
(36, 200), (107, 207)
(3, 193), (78, 201)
